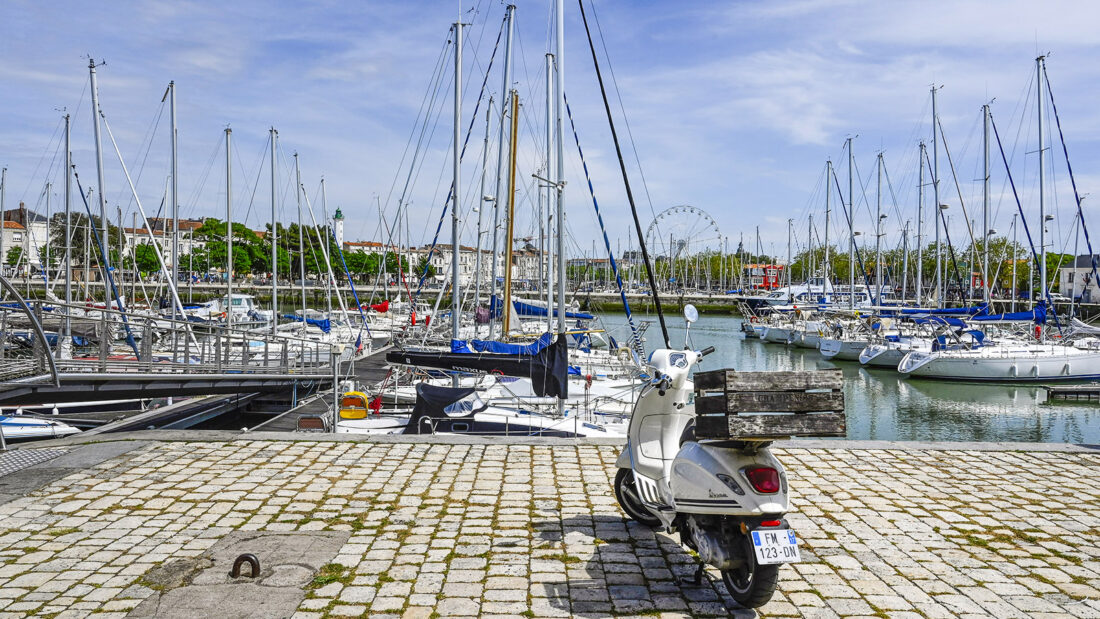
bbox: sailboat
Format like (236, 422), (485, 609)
(899, 58), (1100, 382)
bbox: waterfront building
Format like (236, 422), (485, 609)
(1059, 254), (1100, 301)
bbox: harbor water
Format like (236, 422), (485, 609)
(600, 313), (1100, 444)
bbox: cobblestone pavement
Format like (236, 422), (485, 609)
(0, 440), (1098, 618)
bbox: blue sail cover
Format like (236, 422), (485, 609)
(913, 316), (967, 328)
(281, 314), (332, 333)
(970, 304), (1047, 324)
(899, 304), (989, 316)
(489, 296), (595, 320)
(451, 332), (553, 355)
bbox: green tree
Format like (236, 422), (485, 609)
(5, 246), (22, 267)
(48, 213), (122, 271)
(204, 240), (253, 275)
(133, 244), (161, 274)
(415, 256), (435, 279)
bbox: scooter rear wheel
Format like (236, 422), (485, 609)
(721, 542), (779, 608)
(613, 468), (661, 527)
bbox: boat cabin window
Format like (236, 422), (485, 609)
(451, 423), (469, 432)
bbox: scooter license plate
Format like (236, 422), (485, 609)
(751, 528), (801, 565)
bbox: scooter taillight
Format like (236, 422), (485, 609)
(744, 467), (780, 494)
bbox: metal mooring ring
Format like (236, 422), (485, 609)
(230, 553), (260, 578)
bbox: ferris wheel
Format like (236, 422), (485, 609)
(644, 205), (724, 260)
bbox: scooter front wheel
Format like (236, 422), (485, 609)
(721, 543), (779, 608)
(613, 468), (661, 527)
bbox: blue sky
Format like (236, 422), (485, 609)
(3, 0), (1100, 261)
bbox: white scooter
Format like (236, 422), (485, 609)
(614, 306), (800, 608)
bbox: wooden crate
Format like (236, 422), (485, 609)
(693, 368), (845, 439)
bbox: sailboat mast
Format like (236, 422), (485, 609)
(225, 127), (233, 330)
(270, 128), (278, 334)
(64, 114), (72, 340)
(932, 86), (942, 306)
(45, 183), (51, 289)
(321, 178), (332, 318)
(545, 52), (555, 335)
(916, 141), (925, 306)
(1037, 55), (1047, 299)
(847, 137), (854, 310)
(295, 153), (305, 328)
(1012, 214), (1018, 311)
(502, 90), (520, 336)
(824, 160), (831, 290)
(807, 214), (813, 293)
(89, 59), (114, 315)
(982, 104), (991, 304)
(786, 218), (792, 302)
(452, 20), (463, 346)
(474, 96), (491, 316)
(554, 0), (566, 417)
(489, 5), (515, 337)
(876, 152), (883, 303)
(901, 220), (909, 302)
(169, 81), (179, 307)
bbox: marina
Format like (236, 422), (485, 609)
(605, 313), (1100, 444)
(3, 0), (1100, 617)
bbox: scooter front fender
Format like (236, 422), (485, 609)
(615, 443), (631, 469)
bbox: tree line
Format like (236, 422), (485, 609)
(11, 214), (433, 284)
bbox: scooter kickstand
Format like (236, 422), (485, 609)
(680, 562), (705, 587)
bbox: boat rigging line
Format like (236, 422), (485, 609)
(989, 111), (1063, 336)
(1043, 61), (1100, 301)
(71, 167), (140, 358)
(413, 15), (507, 300)
(577, 0), (669, 349)
(563, 94), (642, 351)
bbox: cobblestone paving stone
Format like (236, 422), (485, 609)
(0, 441), (1098, 618)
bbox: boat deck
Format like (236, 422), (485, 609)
(254, 344), (393, 432)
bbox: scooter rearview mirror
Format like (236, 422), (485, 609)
(683, 304), (698, 349)
(683, 304), (699, 324)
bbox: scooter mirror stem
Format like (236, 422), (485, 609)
(683, 304), (699, 349)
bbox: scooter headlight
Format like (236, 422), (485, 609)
(716, 473), (745, 496)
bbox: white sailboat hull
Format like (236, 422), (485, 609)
(762, 326), (792, 344)
(859, 344), (907, 368)
(899, 345), (1100, 381)
(791, 322), (827, 349)
(740, 321), (764, 339)
(0, 416), (81, 441)
(818, 338), (867, 361)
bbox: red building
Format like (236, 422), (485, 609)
(744, 264), (784, 290)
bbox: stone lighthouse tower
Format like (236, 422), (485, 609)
(333, 207), (345, 247)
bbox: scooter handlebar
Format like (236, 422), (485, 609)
(698, 346), (716, 358)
